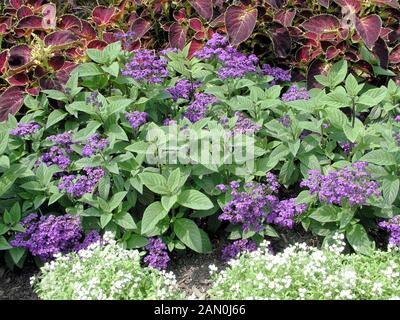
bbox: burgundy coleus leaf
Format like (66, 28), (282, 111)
(75, 20), (96, 40)
(0, 24), (8, 35)
(372, 0), (400, 8)
(296, 46), (322, 63)
(124, 39), (141, 52)
(188, 39), (204, 59)
(92, 6), (115, 26)
(210, 13), (225, 28)
(8, 44), (32, 71)
(304, 32), (318, 41)
(339, 28), (349, 39)
(270, 27), (291, 58)
(274, 10), (296, 28)
(380, 27), (393, 41)
(225, 5), (258, 46)
(320, 32), (338, 41)
(326, 46), (340, 60)
(189, 0), (213, 20)
(355, 15), (382, 49)
(0, 51), (8, 75)
(44, 30), (79, 49)
(334, 0), (362, 12)
(0, 17), (13, 28)
(301, 15), (340, 34)
(194, 31), (207, 40)
(41, 3), (56, 29)
(0, 86), (25, 122)
(389, 44), (400, 64)
(16, 6), (33, 19)
(17, 15), (44, 29)
(34, 65), (47, 78)
(49, 55), (65, 71)
(26, 0), (46, 9)
(10, 0), (25, 9)
(318, 0), (330, 7)
(7, 72), (29, 86)
(26, 87), (40, 96)
(373, 37), (389, 68)
(307, 59), (329, 89)
(265, 0), (288, 10)
(130, 18), (151, 40)
(189, 18), (204, 32)
(169, 22), (188, 50)
(104, 32), (120, 44)
(173, 8), (186, 23)
(87, 40), (108, 50)
(58, 15), (82, 30)
(65, 47), (85, 59)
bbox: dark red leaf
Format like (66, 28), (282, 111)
(16, 6), (33, 19)
(130, 18), (151, 40)
(326, 46), (339, 60)
(8, 44), (32, 70)
(173, 8), (186, 22)
(225, 5), (258, 46)
(7, 72), (29, 86)
(339, 28), (349, 39)
(65, 47), (84, 59)
(17, 15), (43, 29)
(58, 15), (82, 30)
(169, 22), (188, 50)
(265, 0), (288, 10)
(92, 6), (115, 26)
(75, 20), (96, 40)
(301, 15), (340, 34)
(124, 39), (141, 52)
(34, 65), (47, 78)
(320, 32), (338, 40)
(104, 32), (119, 44)
(0, 17), (13, 28)
(26, 87), (40, 96)
(334, 0), (362, 12)
(270, 27), (291, 58)
(26, 0), (45, 9)
(10, 0), (24, 9)
(296, 46), (321, 63)
(304, 32), (318, 41)
(274, 10), (296, 27)
(210, 13), (225, 28)
(373, 37), (389, 68)
(0, 24), (7, 34)
(41, 3), (56, 29)
(44, 30), (79, 48)
(0, 86), (25, 122)
(355, 15), (382, 49)
(389, 44), (400, 63)
(189, 39), (204, 59)
(189, 0), (213, 20)
(0, 51), (8, 75)
(189, 18), (204, 32)
(49, 55), (65, 71)
(380, 27), (393, 41)
(318, 0), (330, 7)
(307, 59), (329, 89)
(194, 31), (206, 40)
(87, 40), (108, 50)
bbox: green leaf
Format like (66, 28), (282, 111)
(167, 168), (181, 193)
(103, 41), (122, 62)
(74, 63), (104, 77)
(109, 191), (127, 212)
(345, 74), (362, 96)
(359, 150), (396, 166)
(174, 218), (211, 253)
(46, 109), (68, 129)
(100, 213), (112, 228)
(161, 195), (177, 212)
(0, 236), (11, 250)
(107, 98), (134, 116)
(309, 206), (340, 223)
(382, 176), (399, 205)
(114, 212), (136, 230)
(339, 209), (354, 229)
(346, 224), (374, 255)
(9, 247), (25, 264)
(325, 108), (348, 128)
(87, 48), (108, 64)
(4, 203), (21, 225)
(126, 234), (148, 249)
(0, 130), (9, 156)
(139, 172), (169, 195)
(98, 175), (111, 199)
(328, 60), (348, 87)
(141, 202), (168, 235)
(177, 189), (213, 210)
(0, 165), (26, 198)
(357, 87), (386, 106)
(42, 90), (68, 102)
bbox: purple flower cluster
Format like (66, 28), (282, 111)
(261, 64), (291, 85)
(47, 131), (74, 148)
(379, 215), (400, 246)
(278, 114), (291, 127)
(300, 162), (381, 206)
(125, 111), (148, 129)
(267, 198), (307, 229)
(218, 181), (279, 232)
(165, 79), (200, 101)
(122, 49), (169, 84)
(163, 118), (177, 126)
(40, 146), (72, 170)
(281, 85), (310, 102)
(395, 115), (400, 122)
(183, 93), (218, 123)
(144, 237), (170, 270)
(233, 112), (261, 135)
(339, 141), (357, 155)
(11, 213), (100, 261)
(221, 239), (257, 262)
(10, 122), (40, 137)
(58, 167), (105, 198)
(265, 172), (280, 193)
(82, 134), (109, 157)
(159, 47), (178, 57)
(194, 33), (258, 80)
(85, 91), (103, 108)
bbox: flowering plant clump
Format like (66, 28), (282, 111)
(31, 233), (184, 300)
(144, 238), (170, 270)
(58, 167), (105, 198)
(281, 85), (310, 102)
(11, 214), (99, 261)
(9, 122), (41, 137)
(209, 235), (400, 300)
(221, 239), (258, 262)
(379, 216), (400, 247)
(126, 111), (148, 129)
(183, 93), (218, 123)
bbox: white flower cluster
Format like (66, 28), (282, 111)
(208, 236), (400, 300)
(31, 232), (184, 300)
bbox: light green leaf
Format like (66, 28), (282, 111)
(177, 189), (213, 210)
(141, 202), (168, 235)
(174, 218), (211, 253)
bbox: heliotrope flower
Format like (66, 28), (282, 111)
(281, 85), (310, 102)
(278, 115), (291, 127)
(165, 79), (200, 101)
(40, 146), (71, 170)
(122, 49), (169, 84)
(163, 118), (177, 126)
(82, 134), (109, 157)
(10, 122), (40, 137)
(194, 33), (258, 80)
(261, 64), (291, 85)
(85, 91), (103, 108)
(300, 162), (381, 206)
(221, 239), (257, 262)
(267, 198), (307, 229)
(144, 237), (170, 270)
(233, 112), (261, 135)
(379, 216), (400, 247)
(47, 131), (74, 149)
(395, 115), (400, 122)
(11, 213), (100, 261)
(126, 111), (148, 129)
(339, 141), (357, 155)
(183, 93), (218, 123)
(58, 167), (106, 198)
